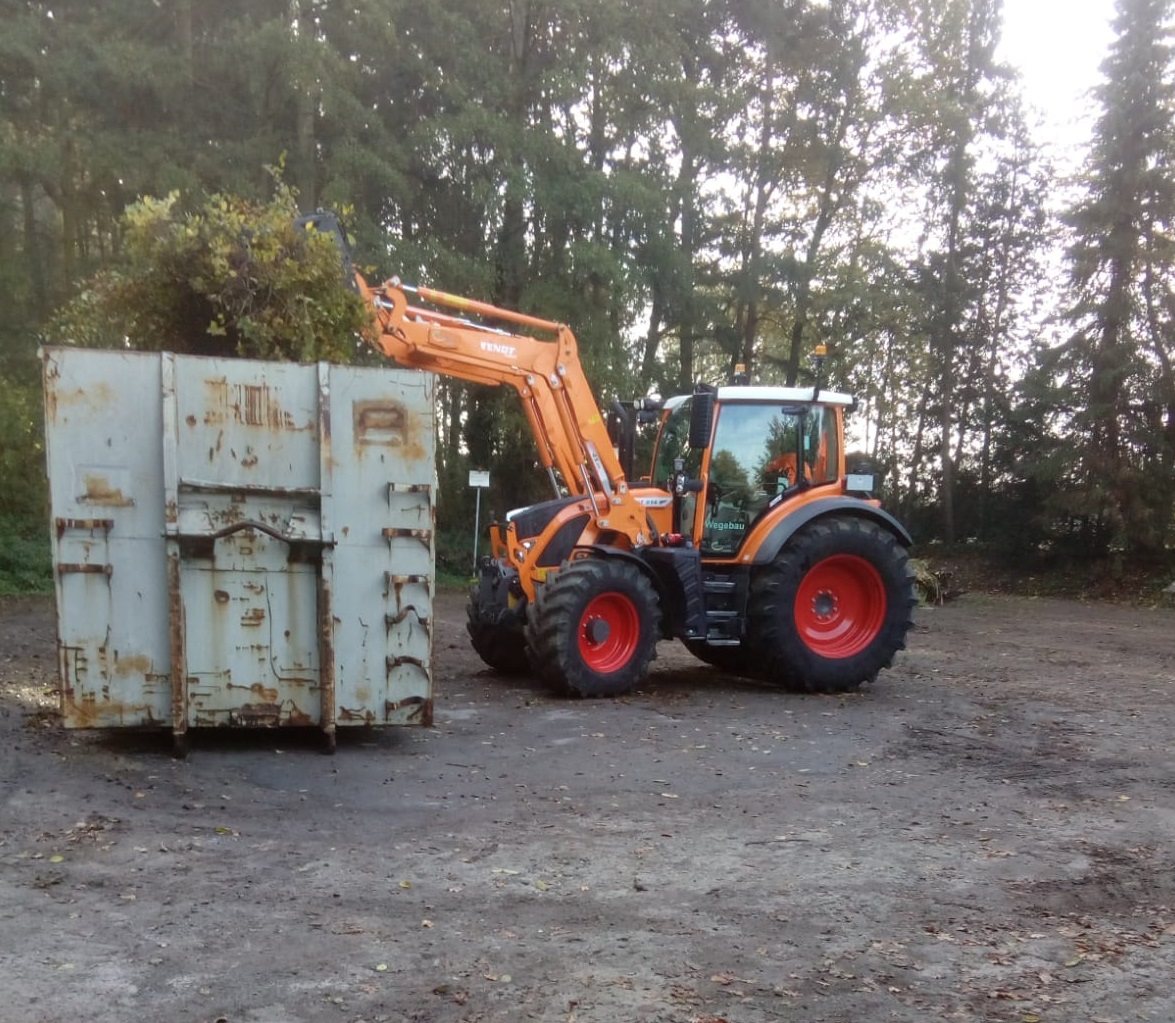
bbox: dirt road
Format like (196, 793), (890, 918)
(2, 591), (1174, 1023)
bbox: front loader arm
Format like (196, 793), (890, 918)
(357, 274), (653, 549)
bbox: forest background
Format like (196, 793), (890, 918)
(2, 0), (1174, 597)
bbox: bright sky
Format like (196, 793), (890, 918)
(997, 0), (1118, 162)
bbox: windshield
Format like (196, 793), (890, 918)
(701, 403), (838, 555)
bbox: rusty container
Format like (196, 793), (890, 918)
(41, 347), (435, 753)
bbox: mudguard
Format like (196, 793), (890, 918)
(751, 498), (913, 565)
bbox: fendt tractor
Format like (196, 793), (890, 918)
(302, 214), (916, 699)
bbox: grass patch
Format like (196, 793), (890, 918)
(0, 519), (53, 595)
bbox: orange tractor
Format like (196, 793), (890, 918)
(303, 214), (915, 698)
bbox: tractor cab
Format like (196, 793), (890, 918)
(642, 386), (855, 559)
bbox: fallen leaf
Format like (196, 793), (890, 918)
(535, 880), (551, 891)
(399, 880), (412, 889)
(49, 855), (64, 863)
(375, 963), (388, 972)
(421, 919), (434, 928)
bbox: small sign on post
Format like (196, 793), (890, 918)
(468, 470), (490, 571)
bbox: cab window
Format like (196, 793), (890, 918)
(701, 403), (838, 555)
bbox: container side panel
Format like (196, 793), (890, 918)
(180, 531), (321, 727)
(327, 367), (435, 725)
(173, 357), (320, 492)
(42, 348), (171, 728)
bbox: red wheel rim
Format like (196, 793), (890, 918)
(794, 554), (886, 658)
(578, 592), (641, 672)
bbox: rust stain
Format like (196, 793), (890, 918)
(222, 700), (315, 728)
(47, 379), (118, 417)
(239, 448), (259, 469)
(62, 694), (163, 729)
(233, 382), (312, 432)
(57, 563), (112, 576)
(168, 552), (188, 737)
(81, 474), (134, 507)
(339, 705), (375, 723)
(243, 384), (267, 426)
(318, 572), (336, 730)
(226, 682), (280, 702)
(353, 400), (416, 457)
(214, 589), (230, 604)
(384, 696), (432, 726)
(284, 703), (314, 727)
(240, 607), (265, 627)
(232, 702), (281, 725)
(203, 376), (230, 425)
(186, 414), (197, 427)
(55, 518), (113, 537)
(113, 654), (152, 677)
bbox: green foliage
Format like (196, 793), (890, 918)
(0, 0), (1166, 566)
(0, 373), (47, 526)
(1044, 0), (1175, 556)
(0, 516), (52, 595)
(43, 182), (374, 362)
(434, 530), (477, 590)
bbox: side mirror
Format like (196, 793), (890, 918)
(688, 390), (716, 448)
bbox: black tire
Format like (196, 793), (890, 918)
(525, 558), (661, 698)
(466, 589), (531, 675)
(746, 517), (915, 693)
(683, 640), (755, 677)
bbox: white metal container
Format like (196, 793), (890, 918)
(42, 347), (436, 753)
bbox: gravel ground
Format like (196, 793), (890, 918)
(2, 590), (1174, 1023)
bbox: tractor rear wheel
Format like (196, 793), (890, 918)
(747, 517), (915, 693)
(466, 588), (530, 675)
(525, 558), (660, 698)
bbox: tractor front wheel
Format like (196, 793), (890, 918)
(747, 517), (915, 693)
(526, 558), (660, 698)
(466, 586), (530, 675)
